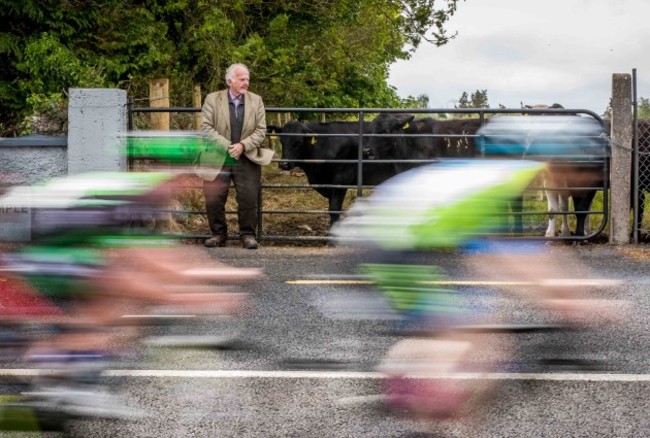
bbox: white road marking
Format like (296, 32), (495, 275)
(0, 368), (648, 382)
(287, 278), (623, 287)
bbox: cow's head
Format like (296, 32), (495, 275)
(523, 103), (564, 109)
(522, 103), (567, 116)
(365, 113), (415, 160)
(268, 121), (309, 171)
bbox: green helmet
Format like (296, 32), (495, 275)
(127, 131), (207, 165)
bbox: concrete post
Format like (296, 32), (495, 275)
(67, 88), (127, 174)
(609, 74), (633, 244)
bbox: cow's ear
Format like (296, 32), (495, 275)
(402, 116), (415, 129)
(397, 115), (415, 130)
(267, 126), (282, 134)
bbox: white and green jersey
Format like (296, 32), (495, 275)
(332, 159), (546, 250)
(0, 171), (178, 297)
(0, 171), (175, 210)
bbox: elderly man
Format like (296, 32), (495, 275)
(196, 63), (273, 249)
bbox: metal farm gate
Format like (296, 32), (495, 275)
(127, 103), (610, 243)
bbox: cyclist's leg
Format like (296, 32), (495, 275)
(117, 245), (261, 286)
(462, 240), (625, 324)
(365, 251), (507, 421)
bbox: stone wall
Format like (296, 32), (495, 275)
(0, 88), (127, 241)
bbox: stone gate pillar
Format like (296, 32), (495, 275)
(67, 88), (127, 173)
(609, 74), (632, 244)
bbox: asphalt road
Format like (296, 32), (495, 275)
(4, 244), (650, 437)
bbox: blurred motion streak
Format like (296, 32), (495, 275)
(0, 132), (260, 432)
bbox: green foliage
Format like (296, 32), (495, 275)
(638, 97), (650, 119)
(16, 33), (104, 94)
(0, 0), (463, 134)
(18, 92), (67, 135)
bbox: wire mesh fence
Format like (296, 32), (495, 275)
(634, 119), (650, 238)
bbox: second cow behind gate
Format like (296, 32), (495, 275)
(365, 113), (482, 163)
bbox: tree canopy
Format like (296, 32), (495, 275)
(456, 89), (489, 109)
(0, 0), (462, 134)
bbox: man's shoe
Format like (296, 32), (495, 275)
(241, 235), (258, 250)
(204, 235), (227, 248)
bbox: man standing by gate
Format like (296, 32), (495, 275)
(195, 63), (274, 249)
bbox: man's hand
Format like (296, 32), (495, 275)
(228, 143), (245, 160)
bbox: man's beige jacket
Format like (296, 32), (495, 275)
(195, 89), (274, 181)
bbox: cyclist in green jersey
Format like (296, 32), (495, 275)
(0, 133), (260, 428)
(332, 116), (626, 426)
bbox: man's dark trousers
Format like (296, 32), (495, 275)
(203, 155), (261, 238)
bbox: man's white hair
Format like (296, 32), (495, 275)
(225, 63), (249, 82)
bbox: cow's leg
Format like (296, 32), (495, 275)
(544, 170), (571, 237)
(573, 191), (597, 236)
(543, 171), (564, 238)
(558, 193), (571, 237)
(545, 192), (571, 237)
(545, 188), (559, 238)
(328, 189), (348, 227)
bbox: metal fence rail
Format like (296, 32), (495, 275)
(127, 103), (610, 243)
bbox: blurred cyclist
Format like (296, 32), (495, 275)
(0, 132), (260, 426)
(332, 115), (624, 425)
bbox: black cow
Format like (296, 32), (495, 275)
(366, 114), (526, 233)
(435, 118), (482, 157)
(365, 115), (529, 232)
(366, 114), (481, 165)
(365, 113), (444, 172)
(268, 120), (398, 227)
